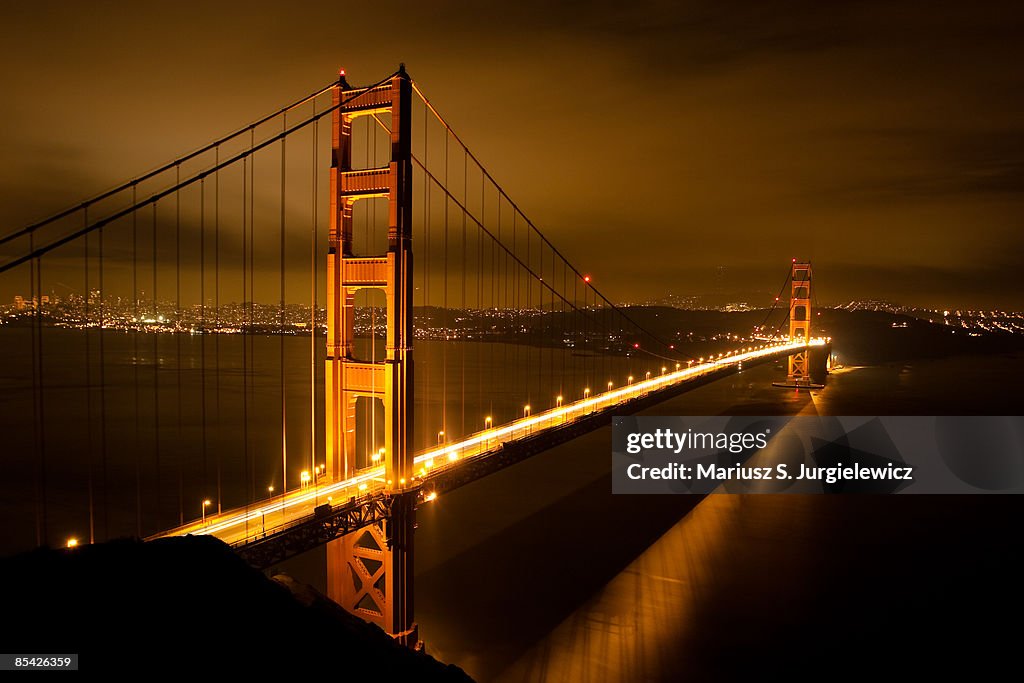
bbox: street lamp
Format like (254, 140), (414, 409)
(583, 387), (590, 399)
(66, 537), (78, 548)
(524, 405), (531, 418)
(645, 371), (651, 381)
(201, 499), (212, 525)
(556, 395), (563, 408)
(300, 470), (310, 488)
(627, 375), (633, 386)
(607, 381), (613, 391)
(437, 431), (445, 446)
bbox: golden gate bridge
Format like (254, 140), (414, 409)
(0, 65), (828, 648)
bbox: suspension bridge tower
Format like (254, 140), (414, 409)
(787, 259), (813, 385)
(324, 66), (418, 647)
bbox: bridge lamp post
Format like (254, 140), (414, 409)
(300, 470), (310, 489)
(646, 371), (651, 381)
(627, 375), (633, 386)
(524, 405), (531, 434)
(607, 381), (613, 392)
(264, 486), (275, 534)
(584, 387), (590, 400)
(437, 431), (445, 446)
(66, 537), (78, 548)
(201, 499), (211, 526)
(485, 416), (493, 449)
(661, 366), (667, 375)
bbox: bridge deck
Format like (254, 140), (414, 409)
(149, 340), (823, 554)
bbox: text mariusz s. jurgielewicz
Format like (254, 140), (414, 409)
(623, 427), (914, 483)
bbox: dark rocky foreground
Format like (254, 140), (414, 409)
(0, 535), (474, 679)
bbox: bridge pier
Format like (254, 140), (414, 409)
(326, 492), (417, 647)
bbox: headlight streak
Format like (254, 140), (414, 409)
(154, 340), (822, 543)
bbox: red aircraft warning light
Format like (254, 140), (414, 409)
(583, 275), (591, 283)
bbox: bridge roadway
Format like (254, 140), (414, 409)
(149, 339), (825, 554)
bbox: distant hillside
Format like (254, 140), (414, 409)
(0, 536), (474, 678)
(617, 306), (1024, 364)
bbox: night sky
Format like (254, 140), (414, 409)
(1, 1), (1022, 308)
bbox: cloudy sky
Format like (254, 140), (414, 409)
(1, 1), (1022, 308)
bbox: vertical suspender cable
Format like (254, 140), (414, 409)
(477, 169), (483, 422)
(151, 203), (160, 529)
(84, 215), (94, 543)
(370, 116), (376, 461)
(200, 177), (208, 509)
(242, 147), (250, 537)
(215, 147), (222, 513)
(461, 150), (467, 438)
(311, 101), (318, 483)
(35, 253), (47, 545)
(98, 218), (108, 539)
(512, 210), (519, 407)
(280, 115), (288, 498)
(132, 186), (141, 535)
(175, 164), (183, 525)
(442, 127), (448, 438)
(29, 230), (44, 546)
(249, 129), (257, 502)
(423, 99), (431, 444)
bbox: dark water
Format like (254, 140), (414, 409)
(0, 327), (660, 553)
(410, 355), (1024, 680)
(3, 327), (1022, 680)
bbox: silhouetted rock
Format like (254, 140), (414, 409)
(0, 535), (474, 679)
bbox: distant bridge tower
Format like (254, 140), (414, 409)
(787, 259), (812, 384)
(324, 66), (417, 647)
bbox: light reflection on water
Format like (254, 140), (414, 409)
(416, 354), (1024, 682)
